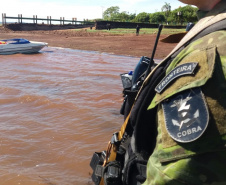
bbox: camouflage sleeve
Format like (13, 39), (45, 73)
(143, 30), (226, 185)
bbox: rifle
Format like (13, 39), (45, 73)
(90, 24), (163, 185)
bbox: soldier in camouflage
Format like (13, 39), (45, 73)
(90, 0), (226, 184)
(142, 0), (226, 184)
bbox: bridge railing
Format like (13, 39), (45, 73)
(1, 13), (94, 26)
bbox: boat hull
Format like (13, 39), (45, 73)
(0, 40), (48, 55)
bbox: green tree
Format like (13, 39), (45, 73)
(169, 5), (198, 24)
(128, 13), (136, 22)
(102, 4), (198, 24)
(103, 6), (120, 20)
(117, 11), (129, 21)
(134, 12), (150, 23)
(180, 5), (198, 23)
(117, 11), (136, 22)
(161, 2), (171, 17)
(149, 12), (166, 23)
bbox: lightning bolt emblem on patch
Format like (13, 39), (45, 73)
(162, 88), (209, 143)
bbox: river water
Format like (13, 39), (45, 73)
(0, 47), (139, 185)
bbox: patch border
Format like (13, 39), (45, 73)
(162, 88), (209, 143)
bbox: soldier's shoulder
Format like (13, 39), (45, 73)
(192, 30), (226, 49)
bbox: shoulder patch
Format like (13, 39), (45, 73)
(155, 62), (198, 93)
(162, 88), (209, 143)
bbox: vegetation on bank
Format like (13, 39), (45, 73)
(95, 3), (198, 25)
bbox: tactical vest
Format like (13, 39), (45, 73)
(121, 18), (226, 185)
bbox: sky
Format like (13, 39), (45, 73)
(1, 0), (187, 21)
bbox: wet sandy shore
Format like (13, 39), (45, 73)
(0, 27), (177, 59)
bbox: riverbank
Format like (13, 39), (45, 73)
(0, 27), (178, 58)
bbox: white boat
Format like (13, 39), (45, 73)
(0, 38), (48, 55)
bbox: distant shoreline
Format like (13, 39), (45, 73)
(0, 27), (177, 58)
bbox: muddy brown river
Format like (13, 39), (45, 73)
(0, 47), (139, 185)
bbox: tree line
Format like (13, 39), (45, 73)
(101, 3), (198, 25)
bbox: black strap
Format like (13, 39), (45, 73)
(191, 18), (226, 42)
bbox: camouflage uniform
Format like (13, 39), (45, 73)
(143, 1), (226, 184)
